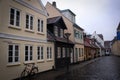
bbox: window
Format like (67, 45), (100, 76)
(38, 19), (44, 32)
(67, 48), (69, 57)
(37, 46), (44, 60)
(8, 44), (19, 63)
(10, 8), (20, 27)
(57, 47), (61, 58)
(26, 14), (33, 30)
(81, 33), (83, 39)
(60, 29), (63, 38)
(47, 47), (52, 59)
(74, 30), (79, 38)
(54, 26), (58, 36)
(81, 48), (83, 56)
(79, 48), (81, 57)
(62, 47), (65, 57)
(25, 45), (33, 61)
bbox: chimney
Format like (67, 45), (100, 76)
(52, 1), (57, 8)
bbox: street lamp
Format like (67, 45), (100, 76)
(65, 33), (71, 72)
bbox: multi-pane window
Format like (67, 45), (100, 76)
(10, 8), (20, 27)
(47, 47), (52, 59)
(8, 44), (19, 63)
(54, 26), (58, 37)
(74, 30), (79, 38)
(62, 47), (65, 57)
(26, 14), (33, 30)
(38, 19), (44, 32)
(57, 47), (61, 58)
(37, 46), (44, 60)
(60, 29), (64, 38)
(25, 45), (33, 61)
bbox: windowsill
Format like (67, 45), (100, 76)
(37, 32), (45, 35)
(8, 25), (21, 30)
(25, 29), (34, 33)
(7, 62), (21, 67)
(46, 59), (53, 62)
(24, 61), (35, 64)
(37, 60), (45, 63)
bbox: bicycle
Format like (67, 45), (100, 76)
(20, 63), (38, 80)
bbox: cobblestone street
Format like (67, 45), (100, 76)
(20, 56), (120, 80)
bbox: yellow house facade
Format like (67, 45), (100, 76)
(112, 40), (120, 56)
(0, 0), (54, 80)
(45, 2), (84, 63)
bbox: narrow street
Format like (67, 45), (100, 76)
(55, 56), (120, 80)
(22, 56), (120, 80)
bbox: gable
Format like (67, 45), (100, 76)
(23, 0), (43, 10)
(45, 2), (62, 18)
(14, 0), (47, 16)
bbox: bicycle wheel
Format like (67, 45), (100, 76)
(30, 67), (38, 76)
(20, 70), (29, 80)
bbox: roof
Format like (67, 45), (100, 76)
(104, 41), (111, 48)
(98, 34), (104, 40)
(84, 38), (91, 47)
(117, 22), (120, 30)
(47, 30), (74, 44)
(73, 23), (84, 31)
(47, 16), (61, 24)
(47, 30), (55, 41)
(61, 9), (76, 16)
(47, 16), (67, 29)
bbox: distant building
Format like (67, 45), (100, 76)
(91, 31), (105, 56)
(84, 35), (99, 60)
(104, 41), (112, 56)
(111, 23), (120, 56)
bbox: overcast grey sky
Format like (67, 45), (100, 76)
(41, 0), (120, 40)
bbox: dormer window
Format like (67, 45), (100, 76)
(54, 26), (58, 37)
(60, 29), (64, 38)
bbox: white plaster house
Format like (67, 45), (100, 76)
(91, 31), (105, 56)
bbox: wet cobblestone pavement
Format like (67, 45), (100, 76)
(20, 56), (120, 80)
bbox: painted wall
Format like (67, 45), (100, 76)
(0, 0), (54, 80)
(0, 38), (54, 80)
(0, 0), (47, 40)
(112, 41), (120, 56)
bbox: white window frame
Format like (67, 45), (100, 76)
(8, 44), (20, 63)
(57, 47), (61, 58)
(38, 19), (44, 33)
(37, 46), (44, 61)
(26, 14), (33, 30)
(9, 7), (20, 27)
(25, 45), (33, 62)
(47, 47), (52, 60)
